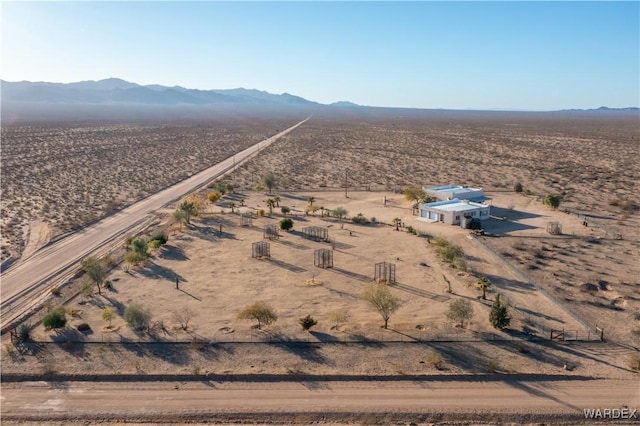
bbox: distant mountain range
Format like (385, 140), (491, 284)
(1, 78), (360, 107)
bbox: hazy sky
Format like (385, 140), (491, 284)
(1, 1), (638, 110)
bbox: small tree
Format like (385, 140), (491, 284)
(307, 196), (315, 206)
(172, 308), (195, 331)
(172, 208), (189, 228)
(476, 276), (491, 300)
(362, 283), (401, 329)
(273, 196), (281, 207)
(81, 256), (107, 295)
(228, 201), (236, 213)
(332, 207), (348, 222)
(279, 217), (294, 231)
(514, 182), (523, 193)
(263, 173), (278, 194)
(127, 238), (149, 265)
(489, 294), (511, 330)
(208, 191), (221, 203)
(237, 301), (278, 329)
(404, 186), (426, 204)
(392, 217), (402, 231)
(281, 206), (291, 215)
(544, 194), (561, 210)
(329, 309), (349, 329)
(446, 299), (474, 328)
(102, 307), (116, 327)
(43, 307), (67, 330)
(299, 315), (318, 331)
(124, 304), (151, 331)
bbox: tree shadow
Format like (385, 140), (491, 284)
(310, 330), (341, 342)
(275, 342), (331, 365)
(392, 282), (450, 302)
(330, 267), (371, 282)
(267, 258), (307, 273)
(138, 261), (186, 283)
(159, 244), (189, 261)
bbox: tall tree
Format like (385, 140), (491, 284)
(263, 173), (278, 194)
(489, 294), (511, 330)
(362, 283), (401, 329)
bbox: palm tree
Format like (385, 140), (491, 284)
(476, 276), (492, 300)
(307, 196), (315, 206)
(265, 198), (275, 215)
(392, 217), (402, 231)
(228, 201), (236, 213)
(273, 196), (281, 207)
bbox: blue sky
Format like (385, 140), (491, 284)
(1, 1), (638, 110)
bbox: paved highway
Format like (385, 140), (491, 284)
(1, 379), (638, 422)
(0, 117), (309, 332)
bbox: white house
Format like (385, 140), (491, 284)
(423, 184), (487, 202)
(418, 198), (490, 226)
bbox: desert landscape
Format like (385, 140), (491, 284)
(2, 110), (639, 423)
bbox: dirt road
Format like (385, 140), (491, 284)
(0, 117), (309, 332)
(1, 379), (638, 423)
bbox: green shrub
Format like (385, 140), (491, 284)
(124, 304), (151, 331)
(514, 182), (523, 193)
(150, 232), (168, 245)
(351, 213), (368, 224)
(279, 218), (294, 231)
(281, 206), (291, 215)
(43, 307), (66, 330)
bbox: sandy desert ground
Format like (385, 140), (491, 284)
(1, 112), (639, 423)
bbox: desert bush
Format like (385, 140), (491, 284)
(427, 352), (445, 370)
(148, 239), (162, 249)
(76, 323), (91, 332)
(279, 217), (294, 231)
(172, 308), (195, 331)
(208, 191), (221, 203)
(487, 359), (502, 373)
(351, 213), (368, 224)
(329, 310), (349, 329)
(280, 206), (291, 215)
(257, 209), (265, 217)
(150, 232), (168, 245)
(332, 207), (348, 221)
(544, 194), (561, 209)
(299, 314), (318, 331)
(124, 304), (151, 331)
(50, 286), (61, 296)
(17, 323), (31, 342)
(43, 307), (66, 330)
(237, 301), (278, 329)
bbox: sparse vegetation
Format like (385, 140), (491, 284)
(101, 307), (116, 327)
(329, 309), (349, 329)
(514, 182), (523, 193)
(263, 172), (278, 194)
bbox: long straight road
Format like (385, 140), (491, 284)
(0, 117), (309, 332)
(1, 379), (638, 422)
